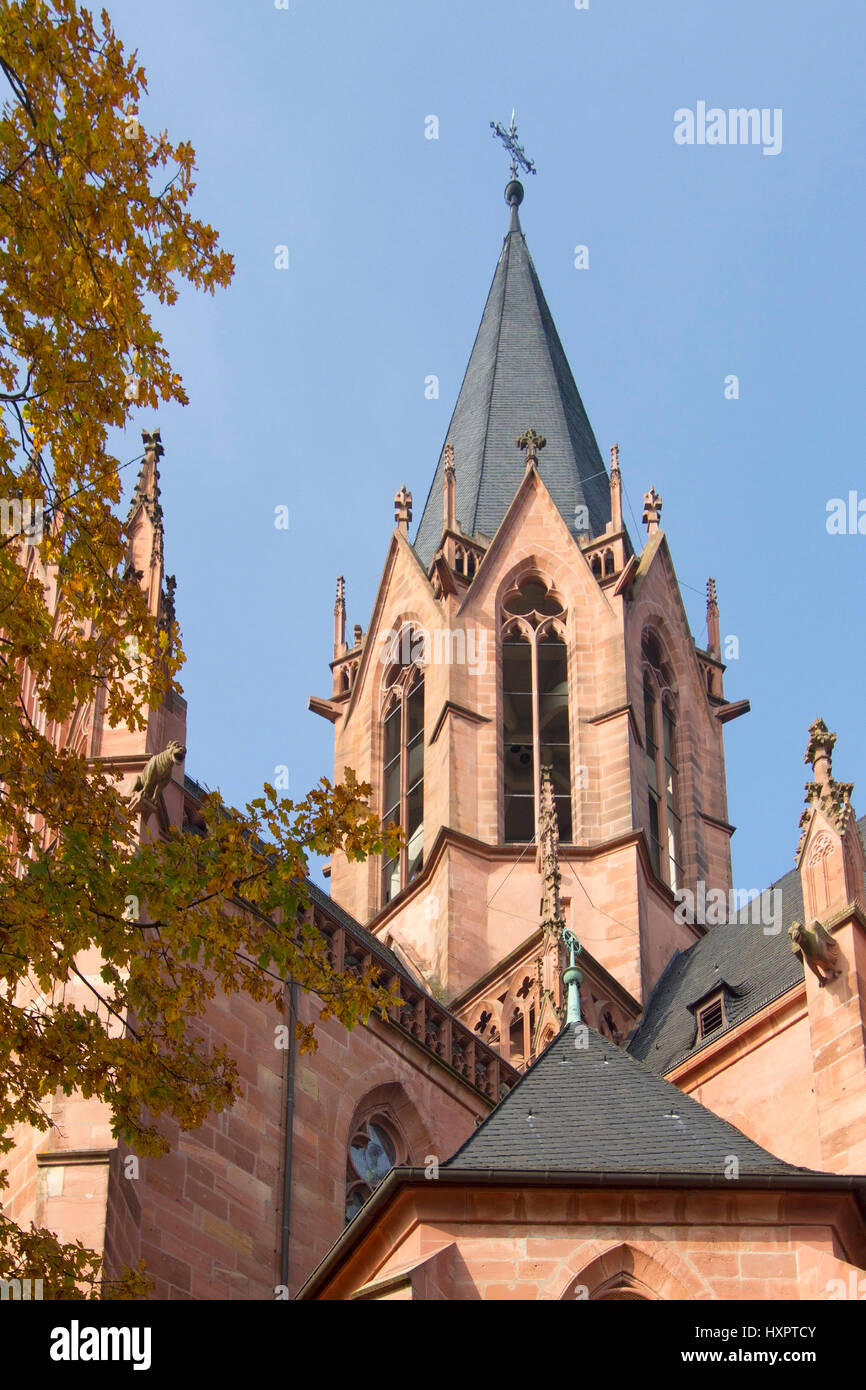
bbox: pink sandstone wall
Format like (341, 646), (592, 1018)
(308, 1185), (866, 1301)
(287, 991), (489, 1294)
(671, 992), (824, 1170)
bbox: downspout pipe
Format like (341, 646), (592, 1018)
(279, 979), (299, 1293)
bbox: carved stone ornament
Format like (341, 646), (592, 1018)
(128, 740), (186, 815)
(788, 919), (842, 988)
(807, 832), (835, 867)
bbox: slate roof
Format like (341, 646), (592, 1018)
(444, 1023), (808, 1177)
(628, 816), (866, 1076)
(413, 194), (613, 568)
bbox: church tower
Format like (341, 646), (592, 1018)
(311, 175), (749, 1068)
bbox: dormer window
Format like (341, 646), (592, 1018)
(696, 992), (725, 1040)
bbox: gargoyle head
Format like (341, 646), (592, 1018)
(167, 740), (186, 764)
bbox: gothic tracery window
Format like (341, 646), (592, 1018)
(345, 1115), (403, 1224)
(381, 637), (424, 903)
(501, 577), (571, 842)
(642, 631), (682, 890)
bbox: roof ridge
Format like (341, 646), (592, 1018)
(471, 227), (515, 538)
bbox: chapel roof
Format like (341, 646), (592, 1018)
(412, 182), (613, 568)
(443, 1022), (808, 1178)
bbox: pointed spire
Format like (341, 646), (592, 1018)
(125, 428), (165, 617)
(537, 765), (564, 935)
(333, 576), (346, 657)
(797, 717), (856, 855)
(796, 719), (864, 929)
(536, 766), (584, 1027)
(413, 185), (612, 566)
(805, 717), (836, 793)
(609, 443), (623, 532)
(706, 578), (720, 657)
(129, 428), (164, 536)
(443, 442), (456, 529)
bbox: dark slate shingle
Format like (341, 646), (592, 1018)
(413, 201), (614, 568)
(445, 1024), (806, 1177)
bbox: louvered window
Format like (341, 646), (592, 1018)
(697, 994), (725, 1039)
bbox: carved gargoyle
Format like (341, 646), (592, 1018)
(788, 919), (842, 987)
(128, 741), (186, 815)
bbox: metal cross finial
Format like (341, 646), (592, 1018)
(490, 113), (537, 179)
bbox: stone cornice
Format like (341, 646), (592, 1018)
(428, 700), (491, 746)
(612, 553), (638, 597)
(36, 1148), (114, 1167)
(715, 698), (751, 725)
(699, 810), (737, 837)
(367, 825), (661, 938)
(307, 695), (344, 724)
(587, 700), (643, 749)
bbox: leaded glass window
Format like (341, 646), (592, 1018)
(381, 640), (424, 903)
(502, 577), (571, 842)
(642, 632), (682, 890)
(345, 1118), (400, 1224)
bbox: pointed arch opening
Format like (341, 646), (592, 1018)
(641, 629), (682, 890)
(562, 1242), (704, 1301)
(501, 576), (572, 843)
(381, 630), (425, 904)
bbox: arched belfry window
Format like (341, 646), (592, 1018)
(345, 1113), (405, 1224)
(642, 631), (682, 890)
(381, 635), (424, 903)
(501, 577), (572, 843)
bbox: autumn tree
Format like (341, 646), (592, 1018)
(0, 0), (399, 1297)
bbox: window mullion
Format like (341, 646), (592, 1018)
(399, 685), (409, 888)
(530, 635), (541, 837)
(654, 697), (672, 886)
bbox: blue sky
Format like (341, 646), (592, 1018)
(103, 0), (864, 896)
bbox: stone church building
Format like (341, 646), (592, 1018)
(6, 178), (866, 1301)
